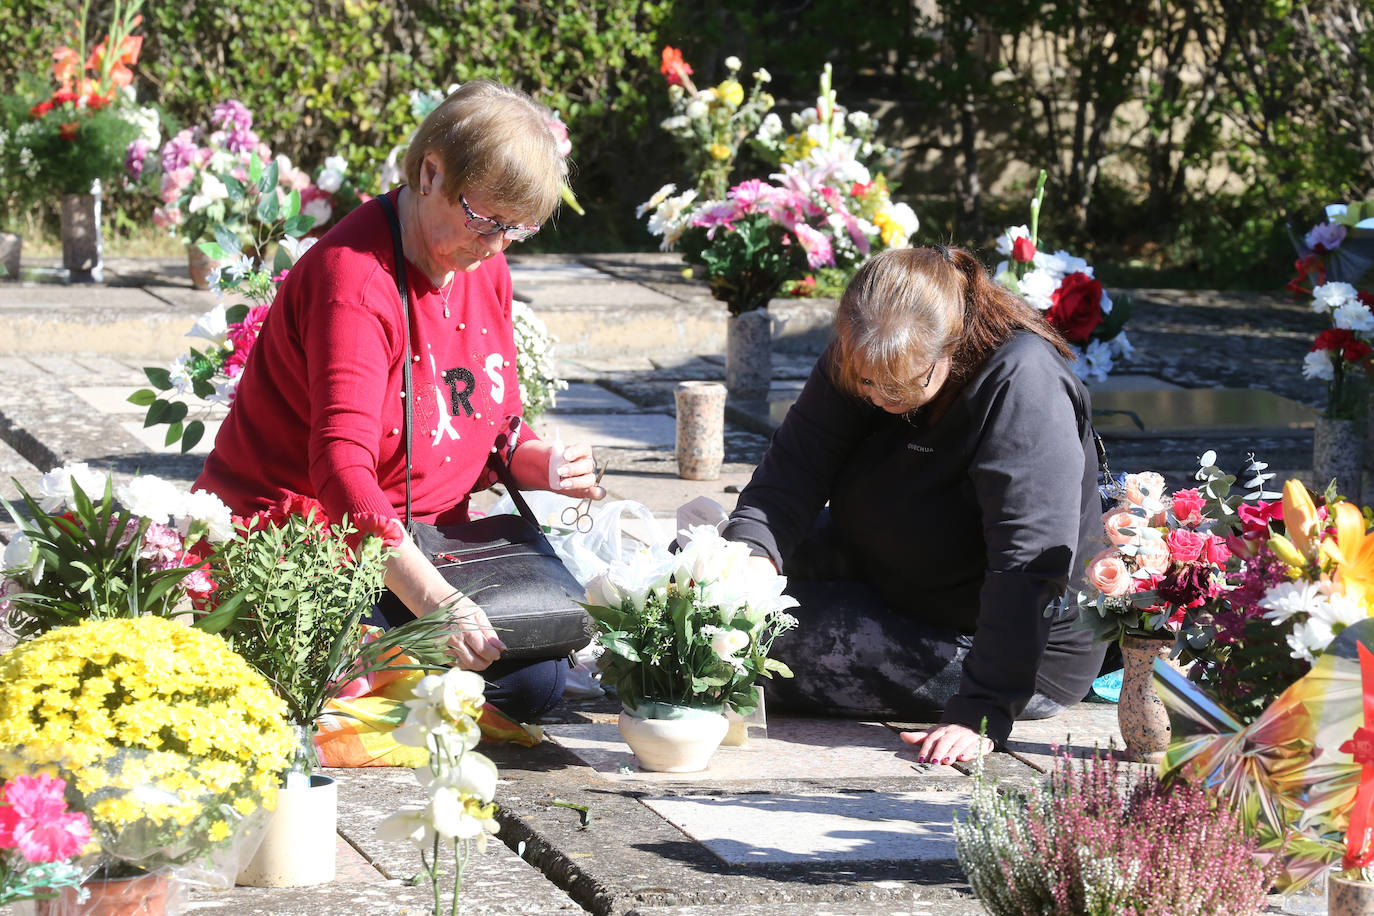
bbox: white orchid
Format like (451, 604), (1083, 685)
(186, 304), (229, 343)
(409, 669), (487, 722)
(2, 532), (42, 585)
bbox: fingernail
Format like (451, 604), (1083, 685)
(940, 757), (951, 765)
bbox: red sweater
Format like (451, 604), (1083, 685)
(196, 189), (532, 527)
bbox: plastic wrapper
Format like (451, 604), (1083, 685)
(1158, 617), (1374, 891)
(14, 874), (187, 915)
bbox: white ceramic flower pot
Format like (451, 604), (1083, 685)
(619, 704), (729, 773)
(236, 774), (337, 887)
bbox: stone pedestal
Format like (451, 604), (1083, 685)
(60, 180), (102, 283)
(726, 309), (771, 400)
(675, 381), (726, 481)
(0, 232), (20, 280)
(1315, 415), (1363, 503)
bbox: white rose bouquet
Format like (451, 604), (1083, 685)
(583, 525), (798, 715)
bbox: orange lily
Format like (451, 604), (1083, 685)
(1282, 479), (1321, 561)
(1325, 501), (1374, 608)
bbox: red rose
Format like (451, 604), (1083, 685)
(1045, 271), (1105, 344)
(1012, 236), (1037, 263)
(1166, 528), (1206, 564)
(1201, 533), (1231, 566)
(1170, 488), (1205, 527)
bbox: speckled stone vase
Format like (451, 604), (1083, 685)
(187, 243), (222, 291)
(1316, 416), (1363, 503)
(1118, 635), (1184, 764)
(1330, 873), (1374, 916)
(675, 380), (727, 480)
(60, 180), (102, 284)
(726, 309), (771, 400)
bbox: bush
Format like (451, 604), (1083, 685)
(955, 751), (1277, 915)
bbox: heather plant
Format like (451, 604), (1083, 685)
(955, 750), (1277, 915)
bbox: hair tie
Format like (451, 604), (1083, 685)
(930, 243), (953, 263)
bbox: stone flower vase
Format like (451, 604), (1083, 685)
(1118, 635), (1186, 764)
(675, 381), (727, 480)
(1316, 416), (1364, 503)
(619, 702), (729, 773)
(38, 871), (171, 915)
(1329, 872), (1374, 916)
(187, 243), (221, 291)
(0, 231), (20, 280)
(725, 309), (771, 401)
(237, 727), (337, 887)
(60, 179), (103, 283)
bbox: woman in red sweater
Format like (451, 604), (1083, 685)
(197, 81), (602, 719)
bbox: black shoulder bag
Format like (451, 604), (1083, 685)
(372, 192), (591, 660)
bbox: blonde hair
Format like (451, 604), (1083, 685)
(830, 246), (1073, 403)
(403, 80), (567, 225)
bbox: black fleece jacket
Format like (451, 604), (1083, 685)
(722, 331), (1103, 744)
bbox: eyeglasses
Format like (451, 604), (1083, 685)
(458, 194), (540, 242)
(860, 360), (939, 392)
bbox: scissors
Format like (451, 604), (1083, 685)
(560, 462), (608, 533)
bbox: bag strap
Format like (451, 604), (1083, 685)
(377, 190), (542, 532)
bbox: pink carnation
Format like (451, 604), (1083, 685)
(0, 774), (91, 863)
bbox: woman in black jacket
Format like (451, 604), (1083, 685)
(723, 245), (1105, 765)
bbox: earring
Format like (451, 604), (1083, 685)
(420, 186), (430, 196)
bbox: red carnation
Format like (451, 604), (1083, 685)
(1012, 236), (1037, 263)
(1045, 271), (1105, 344)
(1312, 328), (1371, 363)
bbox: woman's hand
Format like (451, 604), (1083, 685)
(900, 723), (994, 764)
(510, 439), (606, 499)
(441, 592), (505, 671)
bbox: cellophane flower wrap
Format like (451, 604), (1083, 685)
(0, 772), (91, 906)
(379, 669), (499, 914)
(0, 616), (294, 886)
(0, 463), (234, 639)
(994, 172), (1132, 382)
(583, 524), (798, 715)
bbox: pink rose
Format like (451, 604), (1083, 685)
(1134, 536), (1172, 575)
(1201, 533), (1231, 566)
(1102, 509), (1145, 547)
(1122, 471), (1167, 523)
(1086, 549), (1133, 597)
(1170, 488), (1205, 527)
(1166, 528), (1206, 564)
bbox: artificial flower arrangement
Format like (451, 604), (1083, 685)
(3, 0), (158, 205)
(750, 63), (918, 298)
(582, 524), (798, 715)
(1292, 199), (1374, 287)
(0, 773), (91, 907)
(303, 154), (371, 236)
(994, 172), (1132, 383)
(512, 299), (568, 423)
(205, 494), (453, 773)
(129, 178), (318, 452)
(655, 47), (775, 201)
(1072, 451), (1273, 653)
(954, 750), (1277, 915)
(378, 668), (500, 916)
(0, 463), (236, 639)
(0, 615), (296, 886)
(1288, 218), (1374, 420)
(641, 59), (917, 315)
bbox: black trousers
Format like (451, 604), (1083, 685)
(764, 511), (1100, 722)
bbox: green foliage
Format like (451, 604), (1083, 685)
(209, 508), (452, 733)
(0, 478), (240, 638)
(677, 212), (809, 315)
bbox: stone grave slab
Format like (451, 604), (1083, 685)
(543, 718), (952, 782)
(546, 412), (677, 449)
(549, 381), (637, 412)
(1092, 388), (1317, 438)
(510, 261), (619, 285)
(1000, 702), (1124, 772)
(1084, 373), (1184, 393)
(71, 384), (227, 417)
(639, 789), (970, 865)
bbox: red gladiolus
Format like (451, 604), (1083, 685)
(660, 46), (693, 88)
(28, 100), (53, 119)
(1012, 236), (1037, 263)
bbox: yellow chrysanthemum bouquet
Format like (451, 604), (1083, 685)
(0, 616), (295, 886)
